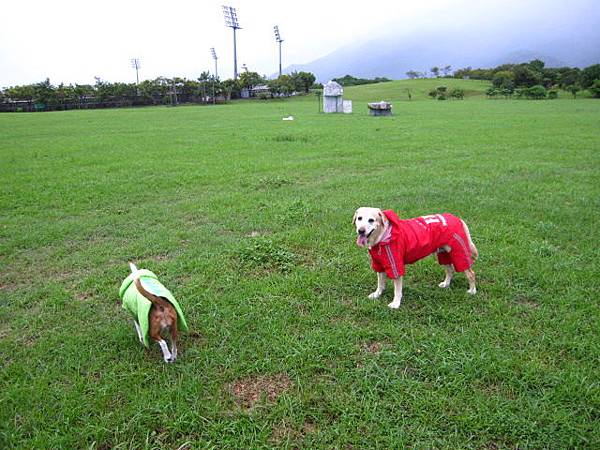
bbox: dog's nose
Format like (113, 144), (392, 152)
(358, 227), (366, 235)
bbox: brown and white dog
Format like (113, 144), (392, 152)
(121, 263), (188, 363)
(353, 207), (478, 308)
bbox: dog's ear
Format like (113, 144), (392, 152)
(377, 210), (387, 225)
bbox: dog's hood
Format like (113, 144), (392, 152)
(382, 210), (402, 233)
(119, 269), (189, 347)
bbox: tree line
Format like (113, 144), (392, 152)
(332, 75), (392, 86)
(453, 60), (600, 98)
(0, 71), (318, 112)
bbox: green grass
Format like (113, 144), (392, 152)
(344, 78), (491, 102)
(1, 80), (599, 449)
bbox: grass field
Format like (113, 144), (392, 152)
(1, 80), (599, 449)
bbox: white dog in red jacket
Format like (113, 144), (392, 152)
(353, 207), (478, 308)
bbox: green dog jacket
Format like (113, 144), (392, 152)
(119, 269), (188, 347)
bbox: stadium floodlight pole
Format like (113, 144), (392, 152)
(130, 58), (140, 85)
(210, 47), (218, 79)
(222, 5), (241, 80)
(273, 25), (283, 77)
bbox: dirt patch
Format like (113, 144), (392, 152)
(246, 231), (261, 238)
(515, 295), (539, 309)
(360, 341), (384, 354)
(229, 373), (292, 408)
(270, 420), (316, 445)
(76, 291), (94, 302)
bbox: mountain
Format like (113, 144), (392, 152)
(283, 3), (600, 82)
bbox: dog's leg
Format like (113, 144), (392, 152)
(438, 265), (454, 288)
(150, 326), (174, 363)
(465, 269), (477, 295)
(388, 276), (403, 309)
(157, 339), (174, 363)
(169, 326), (178, 362)
(368, 272), (387, 299)
(133, 321), (144, 344)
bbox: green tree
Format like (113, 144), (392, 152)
(492, 70), (515, 88)
(406, 70), (419, 79)
(589, 79), (600, 98)
(268, 75), (294, 96)
(238, 71), (265, 90)
(513, 65), (542, 87)
(567, 84), (581, 98)
(430, 66), (440, 77)
(558, 68), (581, 89)
(290, 71), (316, 93)
(580, 64), (600, 88)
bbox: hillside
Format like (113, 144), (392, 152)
(284, 2), (600, 82)
(341, 79), (491, 103)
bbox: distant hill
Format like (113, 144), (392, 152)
(341, 79), (491, 103)
(283, 4), (600, 82)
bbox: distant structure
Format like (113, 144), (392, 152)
(323, 80), (344, 113)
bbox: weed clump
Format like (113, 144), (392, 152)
(234, 238), (296, 273)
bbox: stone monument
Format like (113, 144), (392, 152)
(323, 80), (344, 113)
(367, 101), (393, 116)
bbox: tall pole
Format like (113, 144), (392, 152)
(233, 27), (238, 80)
(210, 47), (218, 79)
(278, 40), (282, 77)
(131, 58), (140, 84)
(274, 26), (283, 78)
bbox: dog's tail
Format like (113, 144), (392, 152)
(461, 220), (479, 259)
(129, 262), (172, 311)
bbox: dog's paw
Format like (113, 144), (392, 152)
(368, 291), (382, 299)
(467, 287), (477, 295)
(164, 357), (176, 363)
(388, 300), (402, 309)
(438, 281), (451, 288)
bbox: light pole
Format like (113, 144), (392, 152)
(210, 47), (218, 105)
(210, 47), (218, 79)
(130, 58), (140, 85)
(222, 5), (241, 80)
(274, 26), (283, 78)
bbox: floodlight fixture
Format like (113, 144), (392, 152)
(273, 26), (284, 77)
(130, 58), (141, 85)
(222, 5), (241, 79)
(210, 47), (218, 78)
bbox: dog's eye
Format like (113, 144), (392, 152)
(368, 218), (375, 223)
(357, 216), (362, 221)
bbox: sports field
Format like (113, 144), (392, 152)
(1, 80), (599, 448)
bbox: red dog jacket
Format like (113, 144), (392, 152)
(369, 210), (473, 279)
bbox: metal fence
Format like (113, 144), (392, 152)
(0, 94), (227, 113)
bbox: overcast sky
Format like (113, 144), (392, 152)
(1, 0), (598, 87)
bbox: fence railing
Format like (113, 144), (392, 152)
(0, 94), (227, 113)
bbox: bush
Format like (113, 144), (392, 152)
(429, 86), (449, 100)
(486, 87), (499, 98)
(526, 85), (547, 99)
(589, 79), (600, 98)
(548, 89), (558, 99)
(449, 88), (464, 99)
(500, 87), (514, 98)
